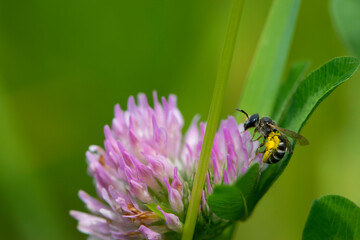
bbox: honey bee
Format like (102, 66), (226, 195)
(237, 109), (309, 164)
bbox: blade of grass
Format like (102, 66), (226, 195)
(238, 0), (301, 118)
(181, 0), (244, 239)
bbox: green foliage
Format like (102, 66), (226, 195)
(239, 0), (301, 117)
(278, 57), (359, 132)
(272, 61), (310, 121)
(330, 0), (360, 57)
(303, 195), (360, 240)
(207, 185), (246, 221)
(257, 56), (359, 201)
(207, 163), (259, 221)
(209, 57), (359, 222)
(233, 163), (259, 215)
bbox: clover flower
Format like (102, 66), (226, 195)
(70, 92), (261, 239)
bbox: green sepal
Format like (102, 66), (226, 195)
(146, 203), (174, 220)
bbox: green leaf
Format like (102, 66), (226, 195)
(207, 163), (259, 221)
(239, 0), (301, 117)
(279, 57), (359, 131)
(233, 163), (260, 214)
(303, 195), (360, 240)
(207, 185), (246, 221)
(272, 61), (310, 121)
(256, 56), (359, 201)
(330, 0), (360, 57)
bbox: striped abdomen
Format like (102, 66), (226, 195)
(267, 135), (287, 164)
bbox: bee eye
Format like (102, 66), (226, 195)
(249, 114), (259, 124)
(244, 113), (259, 130)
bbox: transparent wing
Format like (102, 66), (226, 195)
(279, 134), (293, 153)
(269, 124), (309, 145)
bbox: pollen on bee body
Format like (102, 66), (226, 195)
(262, 133), (280, 163)
(265, 132), (280, 150)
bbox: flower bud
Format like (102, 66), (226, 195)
(157, 206), (182, 232)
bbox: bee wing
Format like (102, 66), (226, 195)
(281, 134), (293, 153)
(269, 124), (309, 145)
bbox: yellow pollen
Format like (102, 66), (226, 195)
(266, 132), (280, 150)
(262, 132), (280, 163)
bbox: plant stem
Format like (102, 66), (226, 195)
(181, 0), (244, 239)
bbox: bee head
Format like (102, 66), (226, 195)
(244, 113), (259, 131)
(236, 109), (259, 131)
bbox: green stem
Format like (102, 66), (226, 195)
(181, 0), (244, 239)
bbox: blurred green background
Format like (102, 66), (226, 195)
(0, 0), (359, 239)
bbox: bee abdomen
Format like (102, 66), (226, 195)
(267, 139), (286, 164)
(278, 141), (286, 151)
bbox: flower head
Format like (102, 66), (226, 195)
(71, 92), (261, 239)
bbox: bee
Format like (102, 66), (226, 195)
(236, 109), (309, 164)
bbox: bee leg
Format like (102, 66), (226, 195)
(250, 129), (258, 141)
(249, 148), (266, 165)
(258, 139), (266, 148)
(256, 149), (266, 156)
(253, 135), (262, 141)
(254, 139), (266, 156)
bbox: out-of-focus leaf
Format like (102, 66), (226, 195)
(303, 195), (360, 240)
(207, 163), (259, 220)
(272, 61), (309, 121)
(330, 0), (360, 57)
(239, 0), (301, 117)
(256, 56), (359, 201)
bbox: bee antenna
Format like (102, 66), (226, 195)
(236, 108), (249, 119)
